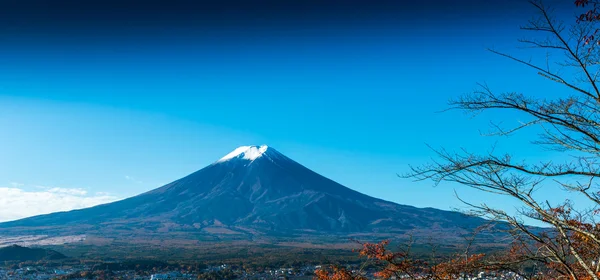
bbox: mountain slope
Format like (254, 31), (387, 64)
(0, 145), (495, 243)
(0, 245), (67, 261)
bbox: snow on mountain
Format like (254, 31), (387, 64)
(0, 145), (499, 245)
(217, 145), (269, 162)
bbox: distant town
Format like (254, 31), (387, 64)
(0, 262), (343, 280)
(0, 261), (533, 279)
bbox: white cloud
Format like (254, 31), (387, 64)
(124, 175), (143, 184)
(46, 187), (88, 196)
(0, 186), (119, 222)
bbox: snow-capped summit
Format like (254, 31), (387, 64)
(217, 145), (270, 162)
(0, 144), (495, 244)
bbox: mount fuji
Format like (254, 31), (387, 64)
(0, 145), (497, 244)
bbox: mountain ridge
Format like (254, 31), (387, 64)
(0, 145), (499, 245)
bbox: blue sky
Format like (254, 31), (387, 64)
(0, 0), (584, 222)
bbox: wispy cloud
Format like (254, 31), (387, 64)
(0, 186), (119, 223)
(124, 175), (143, 184)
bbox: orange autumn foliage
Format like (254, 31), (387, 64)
(314, 265), (367, 280)
(314, 240), (489, 280)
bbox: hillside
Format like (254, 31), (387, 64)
(0, 245), (67, 262)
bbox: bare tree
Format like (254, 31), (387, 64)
(406, 1), (600, 279)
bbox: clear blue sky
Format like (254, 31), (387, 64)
(0, 0), (584, 222)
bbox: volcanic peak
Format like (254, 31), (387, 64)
(217, 145), (270, 162)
